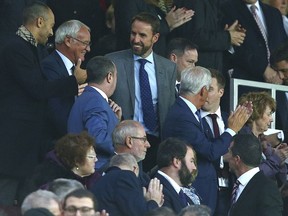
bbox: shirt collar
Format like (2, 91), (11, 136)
(237, 167), (260, 186)
(246, 0), (260, 10)
(179, 96), (198, 115)
(90, 86), (108, 102)
(201, 106), (221, 118)
(158, 170), (182, 193)
(56, 50), (74, 74)
(16, 25), (37, 47)
(133, 52), (154, 64)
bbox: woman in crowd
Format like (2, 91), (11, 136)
(238, 91), (288, 186)
(27, 132), (101, 193)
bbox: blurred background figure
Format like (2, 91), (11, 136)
(178, 205), (211, 216)
(21, 190), (61, 216)
(145, 206), (176, 216)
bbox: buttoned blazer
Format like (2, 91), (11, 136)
(221, 0), (287, 82)
(106, 49), (176, 136)
(230, 171), (283, 216)
(67, 86), (118, 169)
(163, 97), (232, 212)
(41, 50), (75, 138)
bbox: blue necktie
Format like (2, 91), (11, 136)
(138, 59), (157, 131)
(179, 189), (188, 206)
(195, 110), (203, 130)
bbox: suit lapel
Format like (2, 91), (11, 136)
(125, 51), (136, 110)
(53, 51), (70, 77)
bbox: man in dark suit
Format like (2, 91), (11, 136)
(200, 69), (232, 216)
(106, 12), (177, 172)
(91, 153), (163, 216)
(162, 66), (252, 213)
(41, 20), (90, 139)
(154, 138), (197, 214)
(224, 134), (283, 216)
(67, 56), (121, 170)
(0, 2), (86, 205)
(221, 0), (287, 84)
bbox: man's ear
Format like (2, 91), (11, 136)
(125, 136), (133, 149)
(200, 86), (206, 97)
(219, 88), (224, 97)
(106, 72), (113, 83)
(36, 16), (45, 28)
(172, 157), (181, 169)
(152, 33), (160, 44)
(169, 53), (178, 63)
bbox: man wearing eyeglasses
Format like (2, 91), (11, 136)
(41, 20), (91, 140)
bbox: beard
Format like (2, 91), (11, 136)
(130, 41), (151, 57)
(178, 159), (197, 187)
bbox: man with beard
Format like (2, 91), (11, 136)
(106, 12), (176, 172)
(153, 137), (198, 214)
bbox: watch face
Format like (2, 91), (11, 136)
(277, 132), (282, 140)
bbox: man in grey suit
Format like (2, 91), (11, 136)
(106, 12), (177, 172)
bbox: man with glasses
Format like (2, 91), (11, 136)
(0, 2), (87, 206)
(63, 189), (108, 216)
(41, 19), (91, 140)
(68, 56), (122, 170)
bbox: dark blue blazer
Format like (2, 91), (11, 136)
(162, 97), (232, 212)
(230, 171), (283, 216)
(91, 167), (158, 216)
(41, 50), (75, 139)
(67, 86), (118, 169)
(154, 172), (192, 214)
(221, 0), (287, 82)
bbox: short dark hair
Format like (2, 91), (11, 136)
(23, 1), (51, 25)
(208, 68), (226, 89)
(86, 56), (115, 84)
(131, 12), (160, 34)
(55, 132), (94, 169)
(145, 207), (176, 216)
(231, 134), (262, 167)
(157, 138), (188, 169)
(166, 38), (198, 58)
(63, 189), (97, 210)
(270, 41), (288, 67)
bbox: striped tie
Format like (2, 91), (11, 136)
(231, 180), (240, 205)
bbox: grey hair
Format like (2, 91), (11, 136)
(178, 205), (212, 216)
(109, 153), (137, 170)
(180, 66), (211, 95)
(112, 120), (142, 148)
(21, 190), (60, 215)
(48, 178), (84, 201)
(55, 19), (90, 44)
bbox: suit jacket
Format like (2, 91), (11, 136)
(106, 49), (176, 136)
(230, 171), (283, 216)
(67, 86), (118, 169)
(221, 0), (287, 82)
(154, 172), (193, 214)
(173, 0), (231, 72)
(163, 97), (233, 212)
(0, 35), (78, 177)
(41, 50), (75, 139)
(91, 167), (159, 216)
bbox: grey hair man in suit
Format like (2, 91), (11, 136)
(106, 12), (177, 172)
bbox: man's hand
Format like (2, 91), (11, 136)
(228, 102), (253, 133)
(143, 178), (164, 206)
(78, 83), (88, 96)
(165, 6), (194, 31)
(74, 58), (87, 84)
(226, 20), (246, 46)
(109, 99), (122, 121)
(95, 210), (109, 216)
(263, 66), (283, 84)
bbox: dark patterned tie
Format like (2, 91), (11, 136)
(231, 180), (240, 205)
(195, 110), (203, 130)
(250, 5), (270, 62)
(138, 59), (157, 131)
(208, 114), (220, 138)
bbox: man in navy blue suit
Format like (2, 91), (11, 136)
(67, 56), (122, 170)
(91, 153), (163, 216)
(162, 66), (252, 214)
(42, 20), (90, 139)
(154, 138), (198, 214)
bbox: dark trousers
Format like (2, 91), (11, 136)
(143, 134), (160, 173)
(214, 188), (231, 216)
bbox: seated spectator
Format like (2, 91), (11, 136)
(26, 132), (101, 194)
(238, 91), (288, 186)
(145, 206), (176, 216)
(62, 189), (108, 216)
(153, 138), (198, 214)
(178, 205), (211, 216)
(47, 178), (84, 201)
(91, 153), (163, 216)
(21, 190), (60, 216)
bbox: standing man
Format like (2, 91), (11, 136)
(68, 56), (121, 170)
(200, 69), (232, 216)
(154, 138), (197, 214)
(42, 19), (91, 139)
(224, 134), (283, 216)
(166, 38), (198, 94)
(106, 12), (177, 172)
(162, 66), (252, 214)
(0, 2), (86, 205)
